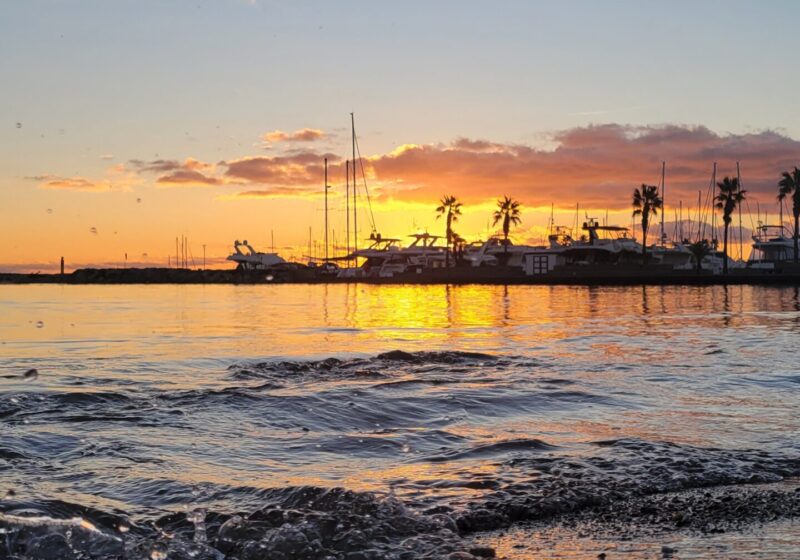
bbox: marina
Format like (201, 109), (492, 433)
(5, 2), (800, 557)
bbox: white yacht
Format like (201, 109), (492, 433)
(748, 224), (797, 268)
(226, 240), (287, 270)
(557, 218), (642, 265)
(338, 233), (449, 278)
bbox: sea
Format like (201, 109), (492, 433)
(1, 284), (799, 559)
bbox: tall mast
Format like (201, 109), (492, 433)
(673, 208), (678, 243)
(351, 113), (358, 259)
(345, 160), (350, 259)
(736, 161), (743, 260)
(697, 190), (702, 243)
(711, 162), (717, 245)
(660, 160), (666, 246)
(324, 157), (329, 262)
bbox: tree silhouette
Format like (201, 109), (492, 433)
(688, 239), (712, 273)
(632, 184), (663, 262)
(435, 195), (462, 267)
(715, 176), (746, 274)
(778, 167), (800, 263)
(492, 196), (522, 255)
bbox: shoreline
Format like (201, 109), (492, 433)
(474, 480), (800, 559)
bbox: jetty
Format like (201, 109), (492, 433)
(3, 262), (800, 286)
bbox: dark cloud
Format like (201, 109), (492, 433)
(156, 169), (221, 186)
(130, 157), (214, 173)
(130, 158), (219, 187)
(223, 152), (342, 187)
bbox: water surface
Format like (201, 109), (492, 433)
(1, 284), (799, 558)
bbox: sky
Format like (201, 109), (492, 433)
(2, 0), (800, 271)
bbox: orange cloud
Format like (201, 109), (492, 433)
(367, 125), (800, 208)
(118, 124), (800, 207)
(224, 152), (342, 187)
(230, 187), (321, 199)
(262, 128), (325, 143)
(31, 175), (112, 192)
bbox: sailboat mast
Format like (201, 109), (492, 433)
(673, 208), (678, 243)
(711, 162), (717, 245)
(736, 161), (743, 261)
(345, 160), (350, 259)
(324, 157), (329, 262)
(660, 160), (666, 246)
(697, 190), (702, 243)
(351, 113), (358, 259)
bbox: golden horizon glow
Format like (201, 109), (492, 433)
(3, 123), (791, 272)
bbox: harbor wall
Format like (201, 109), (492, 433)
(3, 265), (800, 286)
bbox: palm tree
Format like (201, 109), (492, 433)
(778, 167), (800, 263)
(688, 239), (712, 273)
(492, 196), (522, 255)
(436, 195), (462, 266)
(715, 176), (746, 274)
(632, 184), (663, 262)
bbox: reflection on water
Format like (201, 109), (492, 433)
(1, 284), (799, 558)
(3, 284), (800, 360)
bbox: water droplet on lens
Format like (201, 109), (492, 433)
(23, 368), (38, 381)
(35, 321), (44, 328)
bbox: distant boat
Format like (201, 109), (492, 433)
(556, 218), (642, 265)
(748, 224), (797, 269)
(226, 240), (286, 271)
(337, 233), (449, 278)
